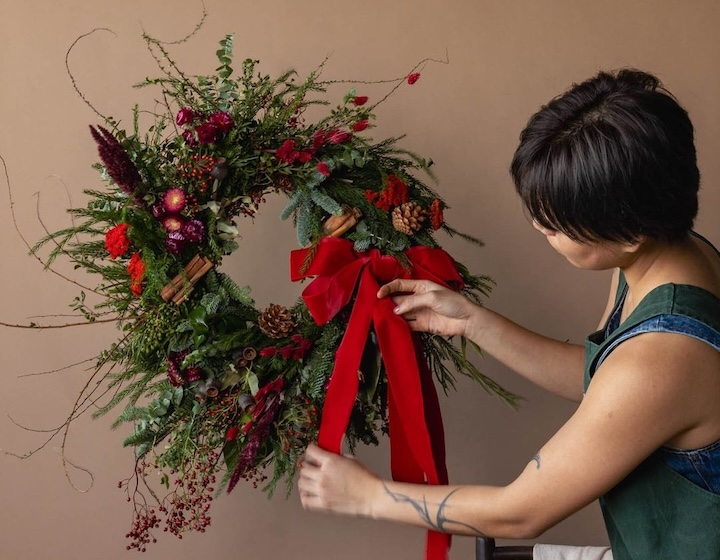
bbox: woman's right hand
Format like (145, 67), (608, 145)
(377, 279), (479, 338)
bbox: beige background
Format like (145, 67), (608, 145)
(1, 1), (719, 559)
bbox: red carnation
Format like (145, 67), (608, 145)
(317, 162), (330, 177)
(353, 96), (369, 106)
(105, 223), (131, 260)
(352, 120), (369, 132)
(127, 252), (145, 297)
(407, 72), (421, 85)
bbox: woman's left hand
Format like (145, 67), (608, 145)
(298, 443), (382, 518)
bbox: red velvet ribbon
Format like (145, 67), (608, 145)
(291, 237), (464, 560)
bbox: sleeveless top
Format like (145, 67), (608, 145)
(584, 234), (720, 560)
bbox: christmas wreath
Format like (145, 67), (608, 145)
(29, 31), (516, 552)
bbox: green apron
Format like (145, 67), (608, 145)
(584, 278), (720, 560)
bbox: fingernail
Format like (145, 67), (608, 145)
(393, 307), (401, 314)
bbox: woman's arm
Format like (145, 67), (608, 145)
(300, 329), (701, 538)
(378, 279), (588, 401)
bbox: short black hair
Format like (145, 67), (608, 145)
(510, 69), (699, 243)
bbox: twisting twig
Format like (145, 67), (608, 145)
(1, 154), (101, 294)
(18, 358), (95, 379)
(65, 28), (117, 121)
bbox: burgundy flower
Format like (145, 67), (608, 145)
(317, 162), (330, 177)
(208, 111), (234, 133)
(185, 366), (203, 383)
(165, 231), (186, 254)
(226, 426), (240, 442)
(162, 188), (187, 213)
(89, 126), (142, 199)
(407, 72), (421, 85)
(195, 122), (219, 145)
(352, 120), (369, 132)
(327, 129), (352, 144)
(353, 95), (368, 106)
(176, 107), (196, 126)
(182, 129), (197, 146)
(167, 361), (184, 387)
(151, 204), (165, 220)
(182, 219), (206, 244)
(162, 215), (185, 233)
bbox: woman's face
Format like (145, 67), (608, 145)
(532, 221), (638, 270)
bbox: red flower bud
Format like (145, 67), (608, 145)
(407, 72), (421, 85)
(353, 96), (368, 106)
(226, 426), (240, 442)
(352, 120), (369, 132)
(317, 162), (330, 177)
(327, 129), (352, 144)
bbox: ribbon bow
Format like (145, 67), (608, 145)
(291, 237), (464, 560)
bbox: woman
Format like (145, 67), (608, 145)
(298, 69), (720, 559)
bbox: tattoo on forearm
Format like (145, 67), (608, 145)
(382, 483), (485, 536)
(532, 454), (541, 470)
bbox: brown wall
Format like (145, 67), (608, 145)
(1, 1), (718, 559)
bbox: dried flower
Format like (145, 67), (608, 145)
(352, 120), (369, 132)
(182, 219), (206, 243)
(105, 223), (131, 259)
(162, 188), (187, 213)
(165, 231), (186, 254)
(353, 96), (368, 106)
(226, 426), (240, 442)
(162, 215), (185, 233)
(407, 72), (421, 85)
(89, 125), (142, 198)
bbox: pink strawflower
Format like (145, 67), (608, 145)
(162, 188), (187, 213)
(162, 215), (185, 233)
(407, 72), (421, 85)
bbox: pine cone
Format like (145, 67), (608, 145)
(258, 304), (296, 339)
(391, 202), (426, 235)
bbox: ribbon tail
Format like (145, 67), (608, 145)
(375, 299), (450, 560)
(317, 268), (376, 454)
